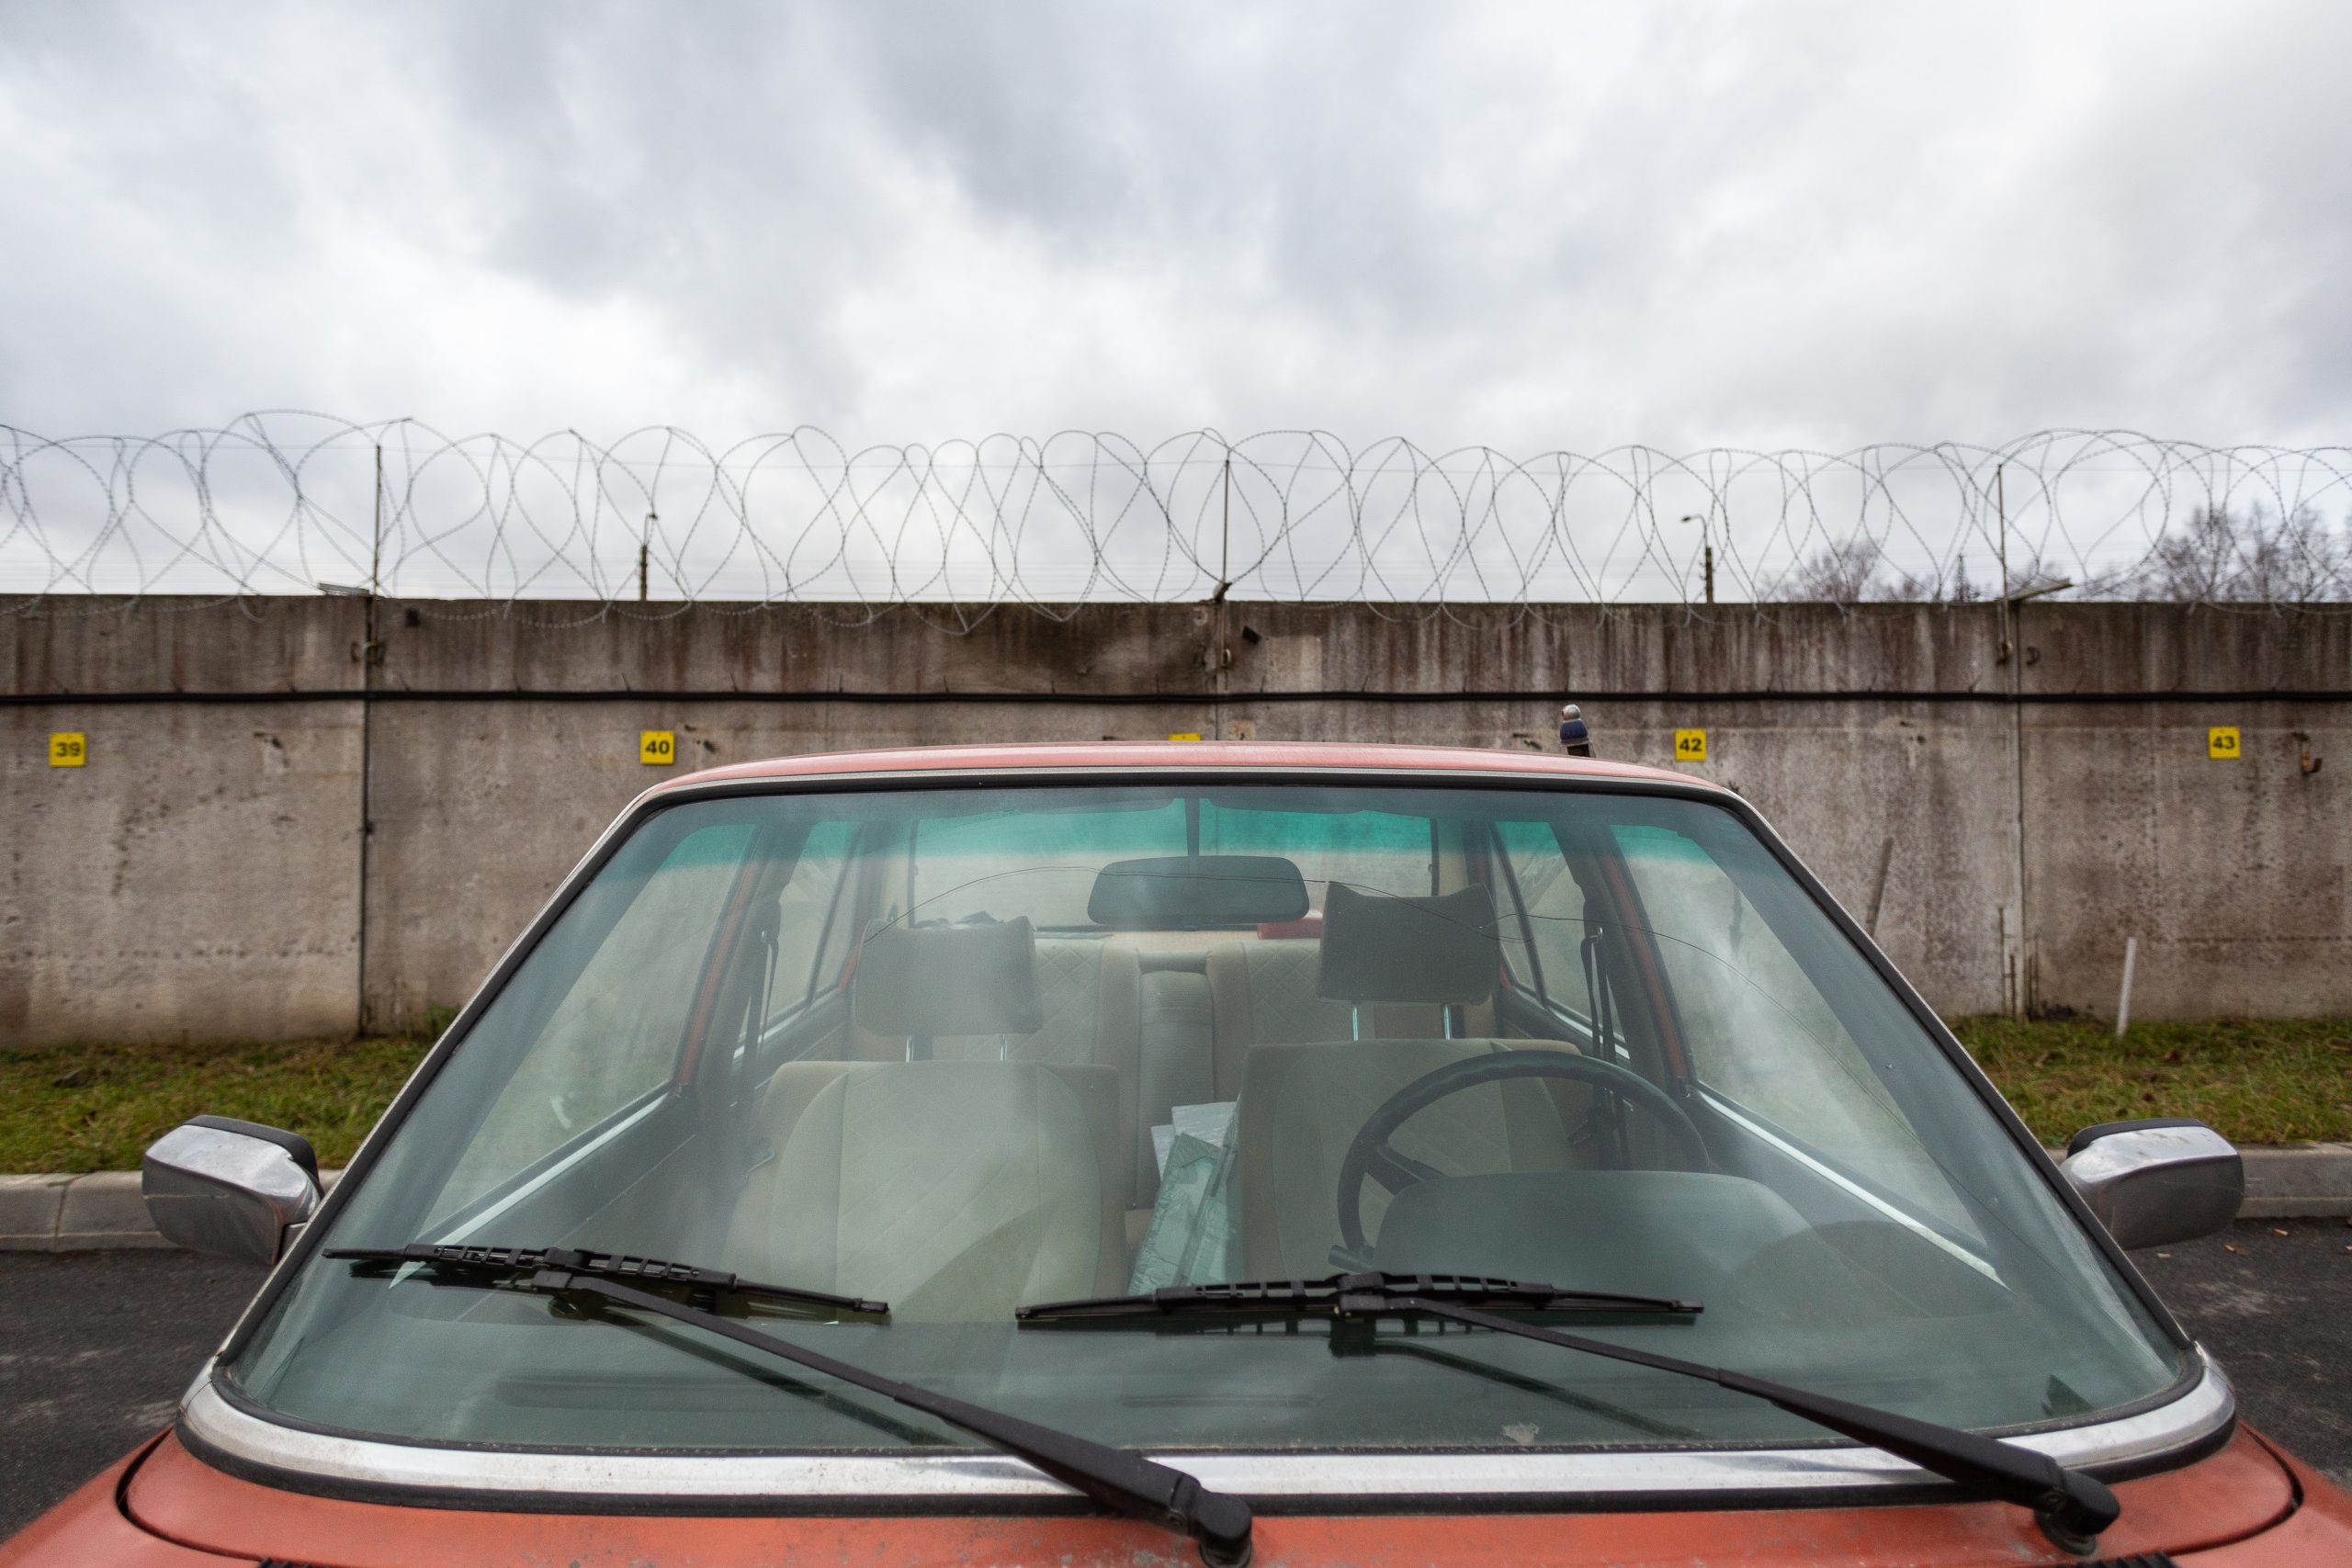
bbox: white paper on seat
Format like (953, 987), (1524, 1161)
(1151, 1100), (1238, 1178)
(1132, 1100), (1242, 1292)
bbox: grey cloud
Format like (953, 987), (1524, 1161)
(0, 0), (2347, 453)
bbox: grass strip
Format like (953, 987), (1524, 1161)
(0, 1034), (434, 1175)
(1, 1017), (2346, 1174)
(1950, 1015), (2352, 1146)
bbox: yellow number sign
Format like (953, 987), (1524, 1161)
(639, 729), (677, 765)
(1674, 728), (1708, 762)
(1167, 732), (1203, 742)
(49, 732), (87, 768)
(2207, 726), (2241, 760)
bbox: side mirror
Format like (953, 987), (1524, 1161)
(2060, 1118), (2242, 1250)
(142, 1115), (323, 1265)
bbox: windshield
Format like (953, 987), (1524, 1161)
(232, 781), (2182, 1458)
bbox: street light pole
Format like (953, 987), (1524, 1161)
(1678, 513), (1715, 604)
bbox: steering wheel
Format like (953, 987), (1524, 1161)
(1336, 1049), (1712, 1262)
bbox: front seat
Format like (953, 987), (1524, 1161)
(724, 919), (1107, 1319)
(1232, 884), (1591, 1277)
(736, 1060), (1102, 1320)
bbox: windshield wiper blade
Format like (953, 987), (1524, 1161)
(1021, 1271), (2118, 1556)
(1018, 1271), (1701, 1322)
(1422, 1294), (2120, 1556)
(326, 1244), (1253, 1568)
(325, 1243), (889, 1316)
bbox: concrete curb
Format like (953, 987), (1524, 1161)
(2236, 1142), (2352, 1218)
(2030, 1143), (2352, 1220)
(6, 1145), (2349, 1251)
(0, 1173), (167, 1252)
(1, 1169), (345, 1252)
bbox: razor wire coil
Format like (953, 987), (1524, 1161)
(3, 413), (2347, 628)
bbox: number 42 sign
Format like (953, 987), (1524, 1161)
(1673, 728), (1708, 762)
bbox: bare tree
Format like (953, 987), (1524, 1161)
(1776, 538), (1994, 603)
(2129, 502), (2350, 603)
(1777, 536), (1887, 601)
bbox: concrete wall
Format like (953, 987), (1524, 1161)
(2, 602), (367, 1043)
(3, 596), (2345, 1043)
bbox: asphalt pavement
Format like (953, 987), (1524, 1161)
(3, 1219), (2347, 1542)
(2135, 1215), (2352, 1486)
(0, 1248), (268, 1539)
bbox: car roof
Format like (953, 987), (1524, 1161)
(650, 739), (1716, 797)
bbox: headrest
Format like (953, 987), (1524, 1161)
(1087, 854), (1310, 930)
(853, 918), (1044, 1038)
(1317, 883), (1499, 1006)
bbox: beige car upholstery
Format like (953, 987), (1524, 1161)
(1132, 956), (1215, 1203)
(725, 1060), (1107, 1319)
(865, 931), (1143, 1229)
(1204, 940), (1355, 1097)
(926, 936), (1141, 1072)
(730, 1055), (1125, 1286)
(852, 917), (1046, 1041)
(1204, 934), (1503, 1099)
(844, 931), (1142, 1201)
(1233, 1037), (1592, 1278)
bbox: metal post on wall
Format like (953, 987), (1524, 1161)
(1997, 463), (2035, 1016)
(356, 445), (383, 1034)
(1209, 457), (1233, 732)
(369, 444), (384, 605)
(1218, 457), (1231, 600)
(1995, 463), (2011, 663)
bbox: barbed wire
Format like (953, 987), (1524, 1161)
(3, 413), (2347, 627)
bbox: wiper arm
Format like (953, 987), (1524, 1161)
(325, 1243), (889, 1316)
(1018, 1270), (1701, 1322)
(1417, 1294), (2120, 1556)
(326, 1244), (1253, 1568)
(1021, 1271), (2118, 1556)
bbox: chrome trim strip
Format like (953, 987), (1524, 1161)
(1699, 1089), (2004, 1283)
(181, 1351), (2232, 1502)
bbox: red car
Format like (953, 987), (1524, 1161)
(10, 741), (2347, 1566)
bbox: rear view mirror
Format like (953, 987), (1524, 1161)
(142, 1115), (323, 1265)
(1087, 855), (1310, 930)
(2060, 1119), (2242, 1250)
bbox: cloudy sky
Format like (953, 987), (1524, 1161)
(4, 0), (2347, 455)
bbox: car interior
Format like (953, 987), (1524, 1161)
(418, 791), (2019, 1334)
